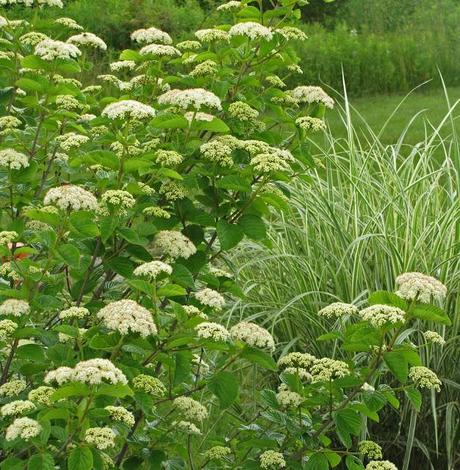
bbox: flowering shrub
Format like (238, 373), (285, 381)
(0, 1), (451, 469)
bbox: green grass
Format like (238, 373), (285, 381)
(319, 86), (460, 146)
(230, 97), (460, 468)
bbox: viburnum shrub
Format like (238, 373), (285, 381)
(0, 1), (451, 469)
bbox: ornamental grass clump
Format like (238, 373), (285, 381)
(0, 0), (450, 468)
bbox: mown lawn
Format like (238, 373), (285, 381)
(319, 86), (460, 146)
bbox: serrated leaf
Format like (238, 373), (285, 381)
(68, 447), (93, 470)
(305, 452), (330, 470)
(52, 383), (90, 401)
(208, 371), (239, 408)
(240, 346), (277, 370)
(238, 214), (266, 240)
(384, 351), (408, 383)
(411, 304), (451, 326)
(217, 220), (244, 250)
(368, 291), (408, 310)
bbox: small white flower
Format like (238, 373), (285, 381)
(194, 288), (225, 310)
(0, 149), (29, 170)
(288, 85), (334, 108)
(133, 261), (172, 279)
(85, 427), (116, 450)
(409, 366), (442, 391)
(152, 230), (196, 259)
(395, 272), (447, 303)
(44, 185), (97, 211)
(68, 32), (107, 51)
(139, 44), (181, 57)
(195, 28), (229, 43)
(131, 27), (172, 45)
(1, 400), (35, 417)
(259, 450), (286, 469)
(318, 302), (358, 319)
(230, 322), (275, 351)
(365, 461), (398, 470)
(173, 396), (208, 421)
(195, 322), (230, 342)
(423, 330), (445, 345)
(5, 418), (41, 442)
(35, 38), (81, 61)
(158, 88), (222, 111)
(229, 22), (273, 41)
(102, 100), (156, 120)
(0, 299), (30, 317)
(97, 299), (157, 337)
(310, 358), (350, 382)
(359, 305), (406, 328)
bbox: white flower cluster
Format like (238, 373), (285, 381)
(0, 319), (18, 341)
(110, 60), (136, 72)
(152, 230), (196, 259)
(0, 230), (18, 245)
(44, 185), (98, 211)
(5, 417), (42, 442)
(139, 44), (181, 57)
(143, 206), (170, 219)
(176, 40), (201, 51)
(68, 32), (107, 50)
(97, 299), (157, 337)
(230, 321), (275, 351)
(216, 1), (241, 11)
(19, 32), (48, 46)
(409, 366), (442, 391)
(204, 445), (232, 460)
(156, 150), (183, 166)
(195, 28), (229, 43)
(250, 148), (295, 174)
(295, 116), (326, 132)
(99, 190), (135, 216)
(288, 86), (334, 108)
(28, 386), (54, 406)
(359, 304), (406, 328)
(183, 305), (207, 319)
(0, 116), (21, 134)
(45, 359), (127, 386)
(59, 306), (90, 320)
(276, 26), (308, 41)
(1, 400), (35, 417)
(194, 288), (226, 310)
(0, 149), (29, 170)
(228, 101), (259, 122)
(133, 261), (172, 279)
(276, 390), (303, 408)
(229, 22), (273, 41)
(35, 38), (81, 61)
(133, 374), (166, 396)
(102, 100), (156, 120)
(365, 461), (398, 470)
(55, 17), (83, 30)
(131, 27), (172, 44)
(318, 302), (358, 319)
(55, 94), (82, 111)
(200, 140), (233, 166)
(173, 396), (208, 421)
(423, 330), (445, 345)
(105, 406), (135, 427)
(85, 427), (116, 450)
(278, 352), (316, 370)
(189, 60), (218, 77)
(259, 450), (286, 469)
(0, 380), (27, 397)
(358, 440), (383, 459)
(158, 88), (222, 110)
(173, 420), (201, 435)
(0, 299), (30, 317)
(195, 322), (230, 342)
(395, 272), (447, 303)
(266, 75), (286, 88)
(159, 181), (186, 201)
(56, 132), (89, 151)
(310, 358), (350, 383)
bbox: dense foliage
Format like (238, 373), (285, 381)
(0, 1), (453, 469)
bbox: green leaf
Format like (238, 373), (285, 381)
(119, 49), (142, 61)
(411, 304), (451, 326)
(240, 346), (277, 370)
(52, 383), (90, 401)
(118, 227), (147, 246)
(21, 55), (48, 70)
(208, 371), (239, 408)
(368, 291), (408, 310)
(16, 344), (45, 361)
(157, 284), (187, 297)
(217, 220), (244, 250)
(384, 351), (408, 383)
(68, 447), (93, 470)
(57, 243), (80, 268)
(334, 408), (361, 435)
(28, 453), (54, 470)
(216, 175), (251, 192)
(305, 452), (330, 470)
(238, 214), (266, 240)
(150, 113), (188, 129)
(345, 456), (365, 470)
(89, 334), (121, 350)
(405, 387), (422, 411)
(15, 77), (45, 93)
(95, 383), (133, 398)
(195, 117), (230, 133)
(69, 212), (100, 237)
